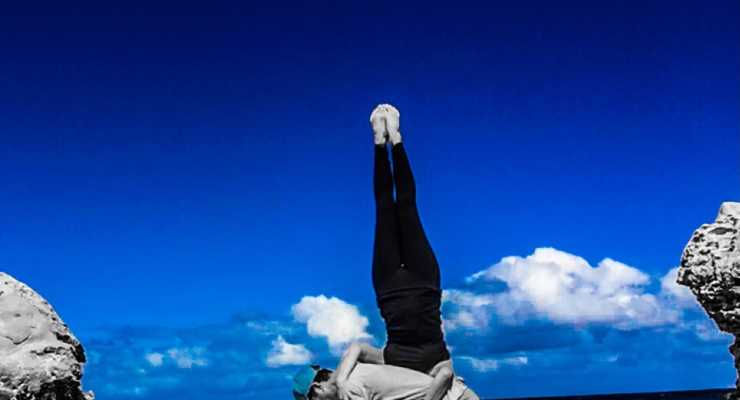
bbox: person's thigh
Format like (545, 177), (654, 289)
(397, 204), (440, 288)
(372, 208), (402, 294)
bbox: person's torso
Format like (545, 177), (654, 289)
(376, 286), (444, 345)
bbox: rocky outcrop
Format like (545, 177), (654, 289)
(0, 272), (94, 400)
(677, 202), (740, 399)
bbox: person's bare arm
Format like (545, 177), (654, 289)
(331, 342), (384, 385)
(424, 360), (454, 400)
(356, 342), (384, 364)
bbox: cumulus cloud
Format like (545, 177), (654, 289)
(80, 278), (734, 400)
(266, 336), (313, 367)
(659, 266), (699, 307)
(442, 290), (497, 331)
(291, 295), (373, 354)
(445, 247), (681, 331)
(77, 248), (733, 400)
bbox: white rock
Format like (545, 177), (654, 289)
(678, 202), (740, 399)
(0, 272), (93, 400)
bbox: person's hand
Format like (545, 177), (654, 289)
(424, 360), (454, 400)
(335, 379), (352, 400)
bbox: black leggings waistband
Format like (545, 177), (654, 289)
(383, 340), (451, 374)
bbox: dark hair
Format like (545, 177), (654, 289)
(307, 369), (333, 400)
(314, 369), (332, 384)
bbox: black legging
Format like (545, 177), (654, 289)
(372, 142), (450, 374)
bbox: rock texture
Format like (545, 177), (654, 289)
(0, 272), (94, 400)
(677, 202), (740, 399)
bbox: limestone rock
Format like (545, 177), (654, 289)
(677, 202), (740, 399)
(0, 272), (94, 400)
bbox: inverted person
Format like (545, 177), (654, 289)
(293, 104), (470, 400)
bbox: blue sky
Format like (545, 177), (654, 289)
(1, 2), (738, 399)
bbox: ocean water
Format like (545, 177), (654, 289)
(490, 388), (734, 400)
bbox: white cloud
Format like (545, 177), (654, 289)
(442, 290), (497, 331)
(459, 356), (498, 372)
(167, 347), (209, 369)
(145, 352), (164, 367)
(659, 266), (699, 307)
(265, 335), (313, 368)
(458, 355), (528, 372)
(104, 383), (148, 397)
(446, 248), (681, 331)
(690, 320), (731, 342)
(292, 295), (373, 354)
(245, 320), (295, 336)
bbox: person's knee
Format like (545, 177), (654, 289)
(436, 365), (453, 380)
(428, 358), (454, 378)
(460, 389), (480, 400)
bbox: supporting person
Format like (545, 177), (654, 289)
(291, 355), (479, 400)
(291, 104), (466, 400)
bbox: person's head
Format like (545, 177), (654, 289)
(307, 369), (337, 400)
(292, 365), (336, 400)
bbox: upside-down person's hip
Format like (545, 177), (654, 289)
(383, 340), (451, 374)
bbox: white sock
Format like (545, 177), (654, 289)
(374, 131), (387, 145)
(388, 129), (402, 145)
